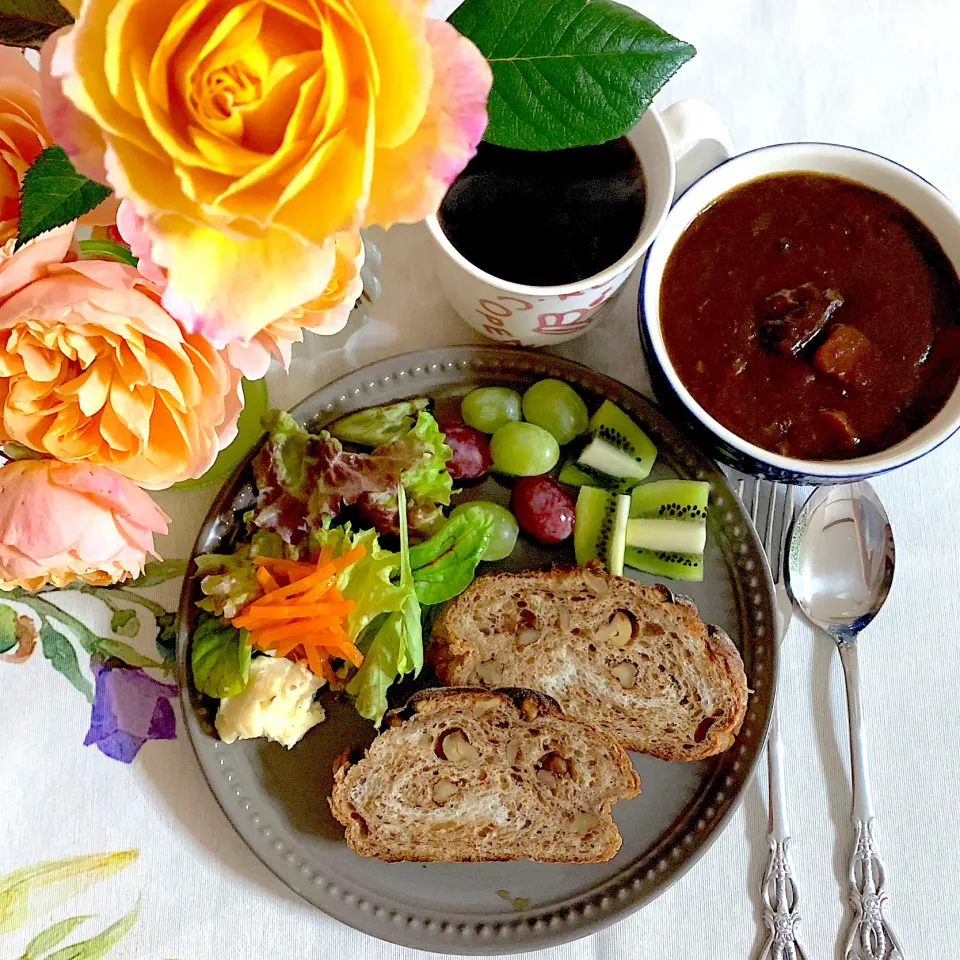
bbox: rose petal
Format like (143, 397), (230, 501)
(364, 20), (491, 228)
(40, 28), (109, 183)
(151, 212), (337, 345)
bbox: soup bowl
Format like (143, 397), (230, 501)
(638, 142), (960, 483)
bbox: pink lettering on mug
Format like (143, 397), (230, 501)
(534, 309), (595, 336)
(496, 296), (533, 311)
(484, 325), (522, 344)
(478, 298), (513, 317)
(476, 311), (505, 327)
(588, 285), (614, 307)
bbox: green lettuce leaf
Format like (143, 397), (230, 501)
(330, 398), (430, 446)
(310, 524), (406, 641)
(191, 613), (251, 698)
(345, 488), (423, 725)
(195, 547), (261, 619)
(402, 411), (453, 508)
(408, 507), (493, 605)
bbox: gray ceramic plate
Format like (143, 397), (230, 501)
(177, 346), (776, 954)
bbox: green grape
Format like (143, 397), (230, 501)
(461, 387), (522, 434)
(489, 421), (560, 476)
(450, 501), (519, 562)
(521, 379), (589, 445)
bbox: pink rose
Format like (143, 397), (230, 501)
(0, 459), (169, 591)
(0, 223), (244, 488)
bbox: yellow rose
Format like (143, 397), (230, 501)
(44, 0), (491, 343)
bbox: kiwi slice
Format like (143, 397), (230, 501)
(624, 546), (704, 582)
(630, 480), (710, 521)
(623, 478), (710, 582)
(559, 401), (657, 491)
(626, 518), (706, 554)
(574, 486), (630, 576)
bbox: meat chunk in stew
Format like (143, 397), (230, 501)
(814, 323), (873, 386)
(758, 283), (844, 357)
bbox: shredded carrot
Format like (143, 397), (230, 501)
(232, 601), (355, 627)
(256, 566), (280, 592)
(231, 543), (366, 678)
(252, 556), (316, 577)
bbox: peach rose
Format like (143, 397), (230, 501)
(0, 459), (168, 591)
(42, 0), (491, 343)
(0, 227), (240, 488)
(117, 200), (364, 382)
(0, 50), (52, 244)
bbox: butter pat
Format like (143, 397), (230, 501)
(216, 656), (326, 749)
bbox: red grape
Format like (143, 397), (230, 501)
(439, 422), (491, 480)
(511, 475), (576, 544)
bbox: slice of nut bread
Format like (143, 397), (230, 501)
(329, 687), (639, 863)
(429, 564), (748, 761)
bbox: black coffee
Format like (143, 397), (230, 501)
(437, 137), (646, 287)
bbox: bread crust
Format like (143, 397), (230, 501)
(429, 564), (748, 761)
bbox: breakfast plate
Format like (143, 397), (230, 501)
(177, 346), (776, 953)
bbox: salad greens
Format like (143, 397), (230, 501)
(346, 488), (423, 725)
(407, 506), (493, 605)
(191, 613), (251, 698)
(330, 398), (429, 446)
(251, 408), (452, 541)
(193, 401), (489, 730)
(195, 531), (288, 618)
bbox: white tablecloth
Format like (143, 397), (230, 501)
(3, 2), (958, 958)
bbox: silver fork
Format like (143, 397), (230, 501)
(736, 477), (808, 960)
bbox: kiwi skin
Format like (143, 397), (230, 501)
(625, 546), (704, 582)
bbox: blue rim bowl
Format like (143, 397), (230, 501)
(638, 142), (960, 484)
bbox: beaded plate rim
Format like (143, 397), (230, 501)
(177, 345), (776, 954)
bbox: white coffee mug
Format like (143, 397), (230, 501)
(425, 99), (734, 347)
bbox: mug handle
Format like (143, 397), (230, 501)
(661, 99), (735, 198)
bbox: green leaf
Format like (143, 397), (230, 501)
(99, 638), (163, 670)
(345, 487), (423, 725)
(44, 900), (139, 960)
(260, 409), (311, 495)
(0, 851), (137, 935)
(16, 147), (112, 250)
(401, 412), (453, 509)
(109, 609), (140, 638)
(20, 915), (91, 960)
(154, 612), (176, 662)
(190, 613), (251, 699)
(0, 603), (17, 654)
(195, 548), (261, 620)
(330, 398), (430, 446)
(77, 240), (138, 267)
(0, 0), (73, 49)
(124, 559), (187, 589)
(449, 0), (696, 150)
(408, 507), (493, 605)
(40, 623), (93, 702)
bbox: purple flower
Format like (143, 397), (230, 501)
(84, 660), (178, 763)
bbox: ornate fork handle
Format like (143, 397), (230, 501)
(844, 818), (904, 960)
(758, 836), (810, 960)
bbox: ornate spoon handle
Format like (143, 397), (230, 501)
(844, 818), (904, 960)
(838, 639), (904, 960)
(757, 709), (809, 960)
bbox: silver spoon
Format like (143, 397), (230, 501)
(785, 482), (904, 960)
